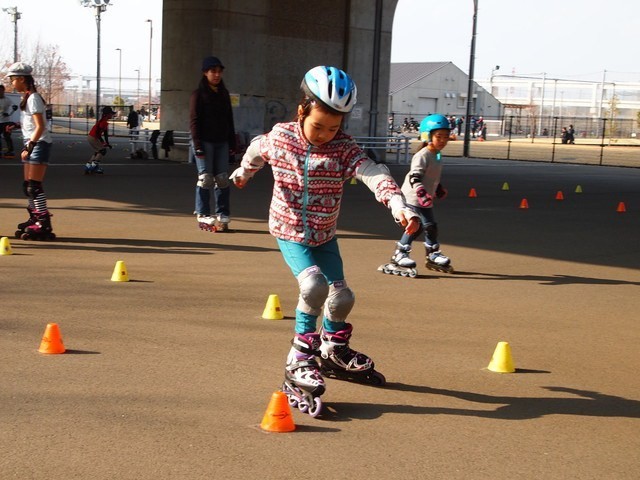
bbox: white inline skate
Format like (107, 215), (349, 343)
(378, 242), (418, 278)
(196, 214), (217, 232)
(425, 243), (454, 273)
(318, 324), (386, 386)
(281, 333), (325, 418)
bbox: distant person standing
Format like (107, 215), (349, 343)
(189, 55), (236, 232)
(567, 124), (575, 144)
(126, 105), (139, 138)
(0, 84), (16, 157)
(6, 62), (56, 240)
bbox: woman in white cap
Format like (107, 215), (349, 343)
(6, 62), (55, 240)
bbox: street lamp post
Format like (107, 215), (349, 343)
(116, 48), (122, 106)
(2, 6), (21, 62)
(135, 69), (140, 108)
(489, 65), (500, 96)
(146, 19), (153, 117)
(463, 0), (479, 158)
(80, 0), (111, 118)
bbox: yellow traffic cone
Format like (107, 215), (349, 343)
(350, 177), (357, 185)
(0, 236), (13, 255)
(262, 294), (284, 320)
(575, 185), (583, 193)
(487, 341), (516, 373)
(110, 260), (130, 282)
(501, 182), (510, 191)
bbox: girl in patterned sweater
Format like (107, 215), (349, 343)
(231, 66), (418, 415)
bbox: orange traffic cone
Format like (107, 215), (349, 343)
(616, 202), (626, 213)
(38, 323), (66, 354)
(519, 198), (529, 209)
(468, 188), (477, 198)
(555, 191), (564, 200)
(260, 391), (296, 432)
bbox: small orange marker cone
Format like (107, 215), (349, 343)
(487, 341), (515, 373)
(555, 191), (564, 200)
(519, 198), (529, 209)
(616, 202), (626, 213)
(260, 391), (296, 432)
(38, 323), (66, 354)
(1, 236), (13, 255)
(262, 294), (284, 320)
(468, 188), (477, 198)
(111, 260), (129, 282)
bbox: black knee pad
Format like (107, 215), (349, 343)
(23, 180), (29, 197)
(26, 180), (43, 199)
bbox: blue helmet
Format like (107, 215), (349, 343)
(301, 66), (357, 113)
(419, 114), (451, 141)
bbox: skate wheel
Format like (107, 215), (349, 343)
(369, 371), (386, 387)
(297, 400), (309, 414)
(307, 397), (322, 418)
(287, 395), (299, 409)
(14, 230), (22, 239)
(409, 270), (417, 278)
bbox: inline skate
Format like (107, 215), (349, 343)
(84, 160), (104, 175)
(378, 242), (417, 278)
(281, 333), (325, 418)
(425, 243), (453, 273)
(19, 210), (56, 241)
(215, 214), (230, 232)
(318, 324), (386, 386)
(15, 207), (37, 237)
(196, 214), (217, 232)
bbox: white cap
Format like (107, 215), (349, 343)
(6, 62), (33, 77)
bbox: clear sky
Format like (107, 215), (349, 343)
(392, 0), (640, 84)
(1, 0), (638, 86)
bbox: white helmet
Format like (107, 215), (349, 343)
(301, 66), (357, 114)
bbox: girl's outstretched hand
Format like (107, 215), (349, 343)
(404, 215), (420, 235)
(230, 167), (249, 189)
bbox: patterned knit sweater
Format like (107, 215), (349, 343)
(239, 121), (402, 246)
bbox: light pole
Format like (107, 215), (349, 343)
(146, 19), (153, 117)
(135, 69), (140, 109)
(489, 65), (500, 96)
(2, 6), (20, 62)
(80, 0), (111, 118)
(463, 0), (478, 158)
(115, 48), (122, 106)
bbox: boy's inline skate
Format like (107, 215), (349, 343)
(425, 243), (453, 273)
(215, 214), (230, 232)
(281, 333), (325, 418)
(84, 160), (104, 175)
(318, 324), (386, 386)
(378, 242), (417, 278)
(196, 214), (217, 232)
(18, 210), (56, 240)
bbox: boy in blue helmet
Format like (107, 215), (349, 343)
(379, 113), (453, 277)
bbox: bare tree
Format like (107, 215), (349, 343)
(29, 42), (71, 103)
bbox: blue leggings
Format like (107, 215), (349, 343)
(277, 238), (348, 334)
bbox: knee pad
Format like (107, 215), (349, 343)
(296, 265), (329, 316)
(26, 180), (43, 199)
(323, 280), (355, 322)
(197, 173), (214, 189)
(23, 180), (29, 197)
(214, 172), (229, 189)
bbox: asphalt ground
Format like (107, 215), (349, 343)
(1, 134), (639, 479)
